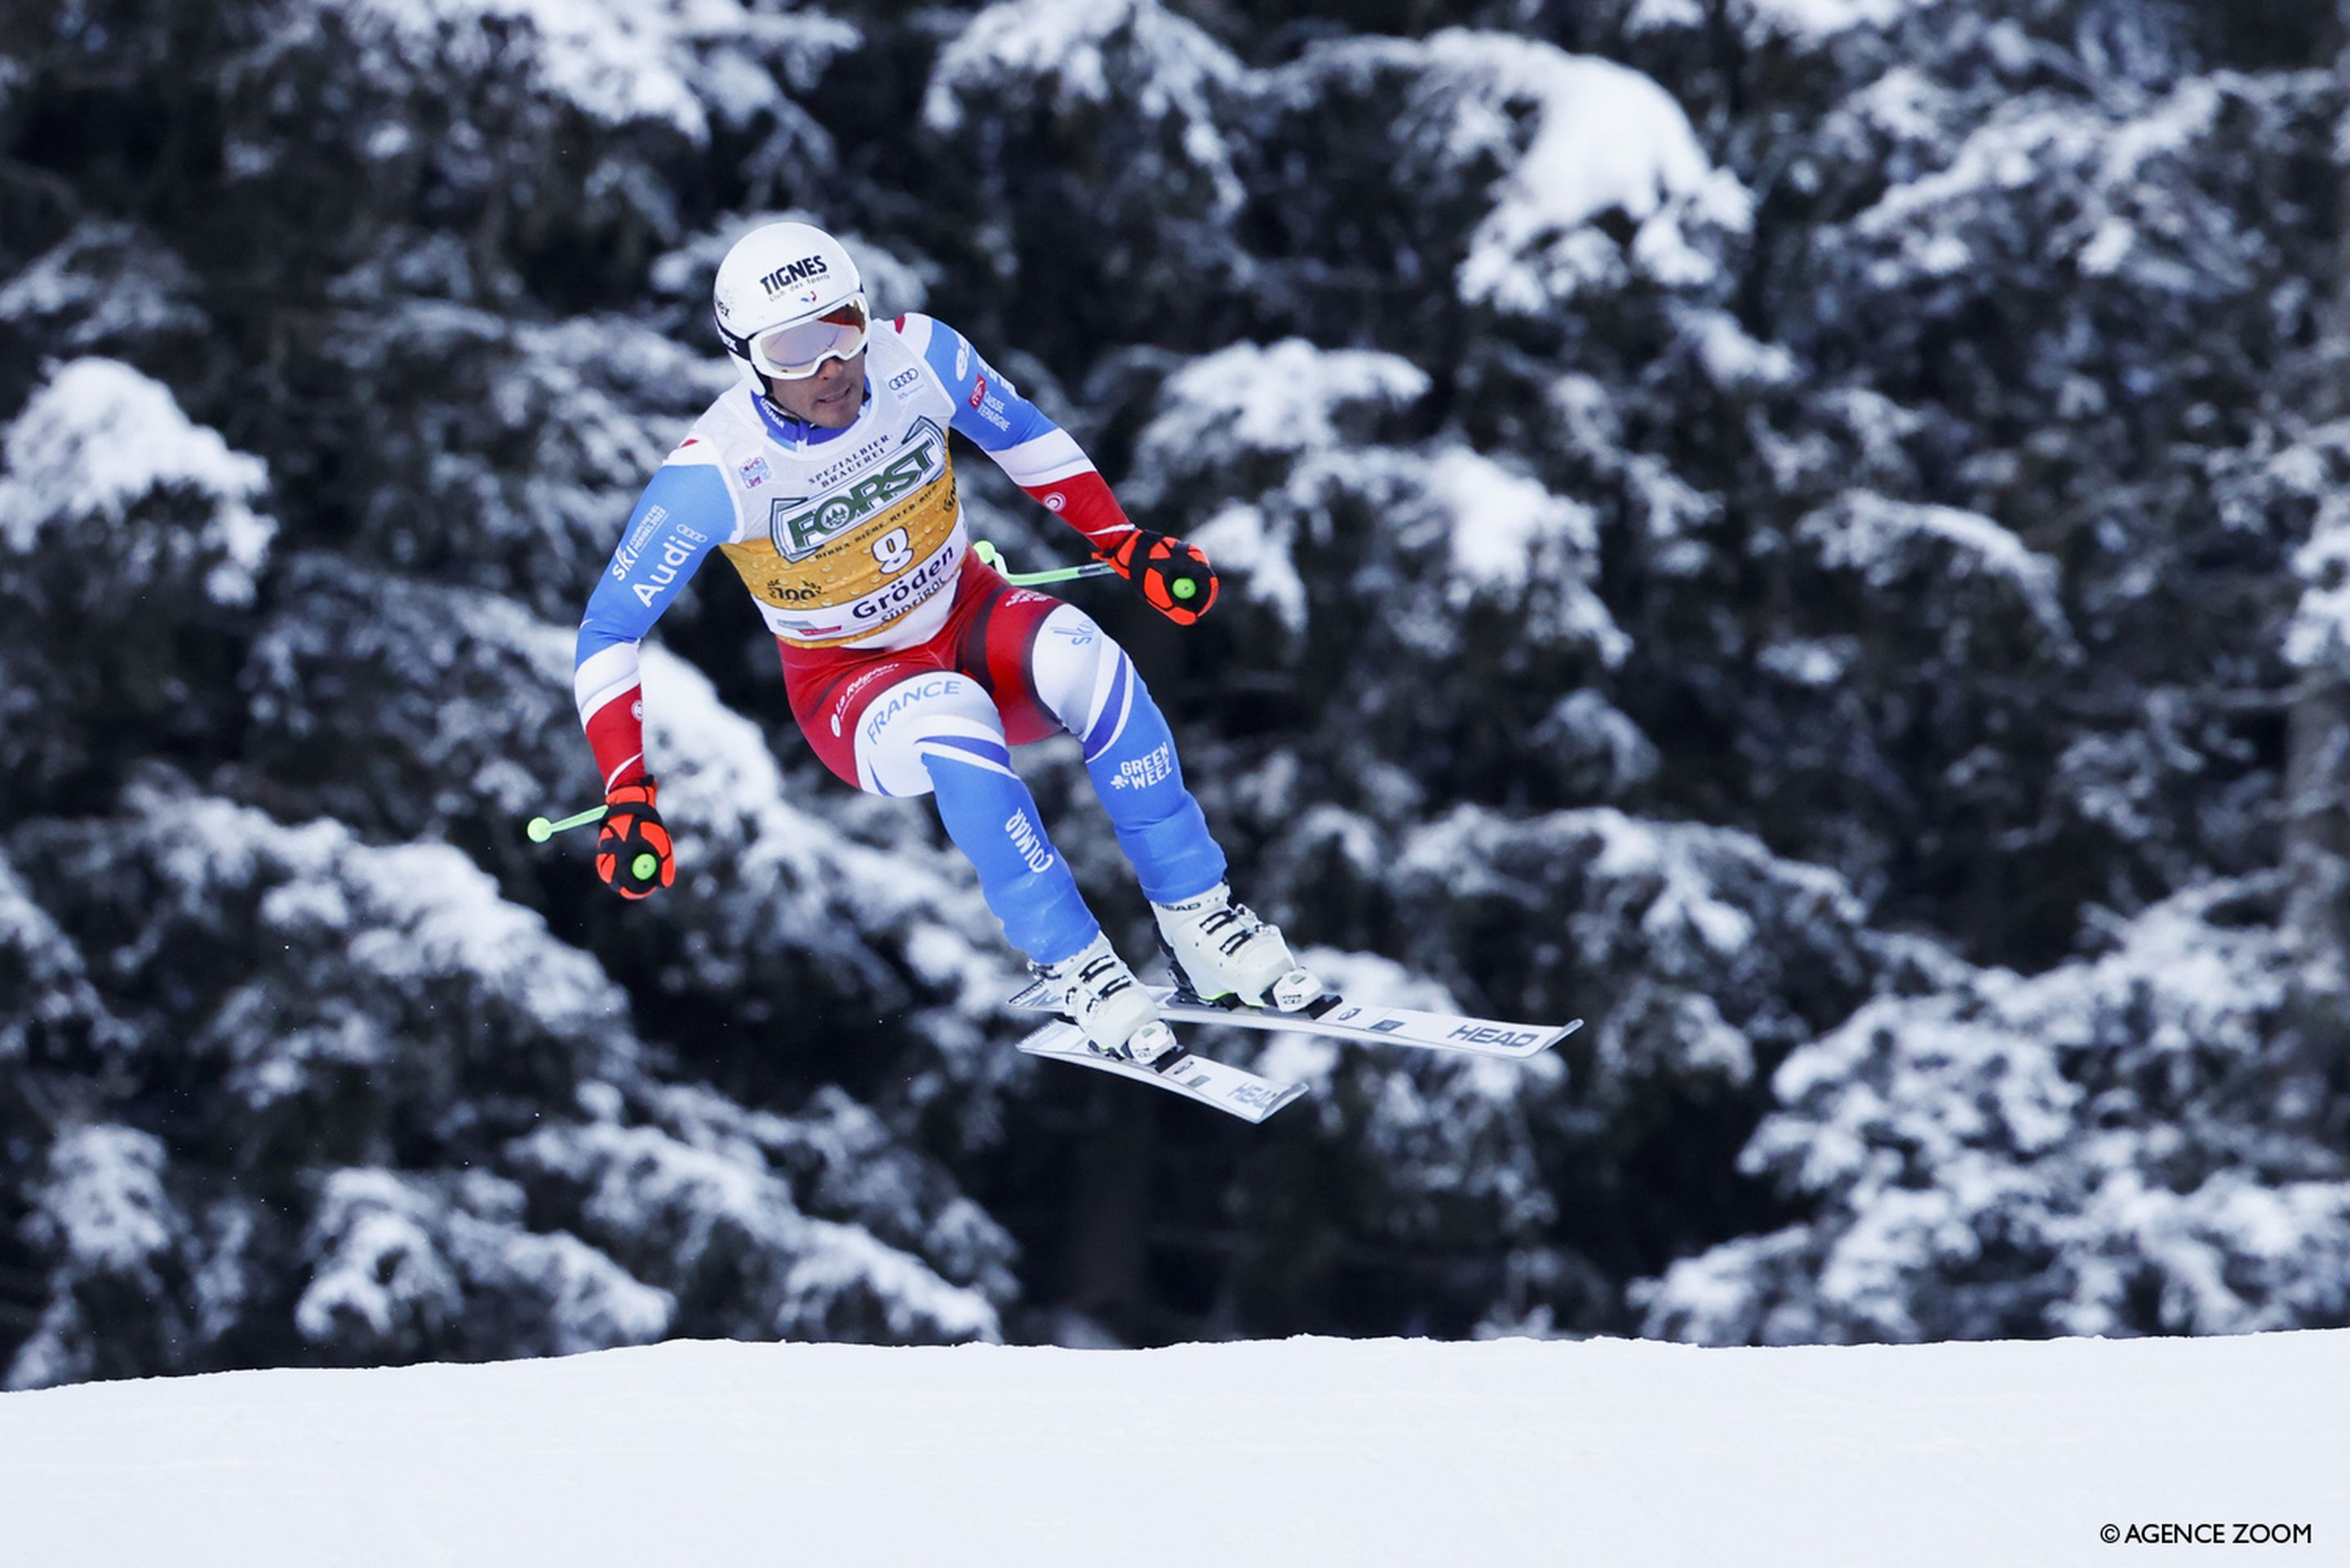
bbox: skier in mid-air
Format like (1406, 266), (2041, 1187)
(572, 222), (1320, 1065)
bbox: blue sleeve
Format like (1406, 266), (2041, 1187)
(920, 317), (1061, 453)
(575, 463), (733, 667)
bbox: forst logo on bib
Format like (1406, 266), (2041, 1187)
(768, 419), (947, 560)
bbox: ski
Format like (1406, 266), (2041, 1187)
(1016, 1019), (1307, 1123)
(1009, 978), (1580, 1060)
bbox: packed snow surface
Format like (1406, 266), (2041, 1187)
(2, 1330), (2342, 1566)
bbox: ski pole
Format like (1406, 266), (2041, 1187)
(525, 805), (607, 844)
(527, 805), (663, 883)
(973, 539), (1118, 587)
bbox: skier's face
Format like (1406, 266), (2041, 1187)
(765, 349), (867, 428)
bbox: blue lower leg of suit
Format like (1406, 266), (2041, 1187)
(920, 736), (1098, 968)
(1077, 653), (1226, 906)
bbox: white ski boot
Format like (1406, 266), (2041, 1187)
(1035, 932), (1179, 1066)
(1152, 883), (1324, 1012)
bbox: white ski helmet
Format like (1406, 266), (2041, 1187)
(712, 221), (868, 384)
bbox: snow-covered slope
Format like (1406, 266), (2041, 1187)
(2, 1331), (2341, 1566)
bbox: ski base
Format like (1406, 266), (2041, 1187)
(1009, 979), (1581, 1060)
(1016, 1020), (1307, 1123)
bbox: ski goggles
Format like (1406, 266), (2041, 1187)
(744, 294), (871, 379)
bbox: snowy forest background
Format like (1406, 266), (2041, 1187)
(5, 0), (2350, 1385)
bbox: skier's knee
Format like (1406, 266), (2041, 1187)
(854, 674), (1006, 798)
(1028, 605), (1133, 744)
(1031, 605), (1161, 762)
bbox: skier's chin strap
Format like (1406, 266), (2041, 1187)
(756, 379), (869, 447)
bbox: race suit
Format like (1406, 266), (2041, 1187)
(573, 313), (1223, 966)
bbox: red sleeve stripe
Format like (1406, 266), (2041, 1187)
(584, 690), (645, 790)
(579, 675), (639, 724)
(1023, 470), (1135, 550)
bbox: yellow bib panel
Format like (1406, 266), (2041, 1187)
(718, 418), (966, 649)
